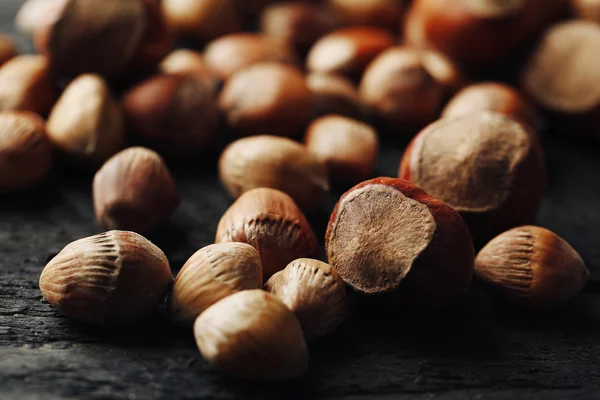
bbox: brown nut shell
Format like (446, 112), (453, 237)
(475, 226), (589, 310)
(572, 0), (600, 22)
(93, 147), (180, 234)
(127, 0), (173, 72)
(265, 258), (347, 340)
(0, 55), (55, 115)
(216, 188), (318, 281)
(219, 135), (329, 211)
(15, 0), (67, 38)
(169, 243), (263, 328)
(0, 34), (17, 67)
(306, 72), (366, 119)
(39, 230), (173, 327)
(328, 0), (405, 31)
(194, 290), (308, 381)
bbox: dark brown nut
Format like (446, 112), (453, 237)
(219, 135), (329, 211)
(159, 49), (210, 78)
(442, 82), (542, 131)
(46, 74), (125, 166)
(128, 0), (173, 72)
(265, 258), (347, 341)
(325, 177), (474, 308)
(15, 0), (67, 38)
(216, 188), (318, 281)
(359, 46), (464, 134)
(306, 27), (395, 80)
(40, 230), (173, 327)
(162, 0), (241, 43)
(306, 72), (366, 119)
(0, 111), (53, 193)
(123, 74), (219, 157)
(572, 0), (600, 22)
(304, 115), (378, 185)
(475, 226), (589, 310)
(219, 63), (313, 138)
(204, 33), (297, 80)
(194, 290), (308, 381)
(328, 0), (405, 31)
(169, 243), (262, 328)
(399, 112), (546, 245)
(521, 21), (600, 141)
(0, 34), (17, 67)
(93, 147), (180, 234)
(0, 55), (55, 115)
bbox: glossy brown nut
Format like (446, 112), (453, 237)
(475, 226), (589, 310)
(159, 49), (210, 78)
(123, 74), (219, 157)
(328, 0), (405, 31)
(359, 46), (464, 134)
(306, 27), (395, 80)
(0, 34), (17, 67)
(0, 111), (53, 193)
(204, 33), (297, 80)
(127, 0), (173, 72)
(219, 63), (313, 138)
(216, 188), (318, 281)
(306, 72), (366, 119)
(15, 0), (66, 38)
(399, 112), (546, 245)
(325, 177), (474, 308)
(304, 115), (379, 185)
(572, 0), (600, 22)
(93, 147), (180, 234)
(0, 55), (55, 115)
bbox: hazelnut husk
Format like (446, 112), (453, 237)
(475, 226), (589, 310)
(265, 258), (347, 340)
(40, 230), (173, 327)
(219, 135), (329, 211)
(328, 0), (405, 31)
(0, 55), (55, 115)
(169, 243), (263, 328)
(0, 34), (17, 67)
(93, 147), (180, 234)
(306, 72), (366, 119)
(399, 112), (547, 245)
(0, 111), (53, 193)
(194, 290), (308, 381)
(216, 188), (318, 281)
(46, 74), (125, 166)
(325, 177), (474, 308)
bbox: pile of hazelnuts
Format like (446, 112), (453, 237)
(0, 0), (595, 382)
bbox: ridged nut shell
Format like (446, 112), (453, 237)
(0, 55), (55, 115)
(39, 230), (173, 327)
(265, 258), (347, 340)
(193, 289), (308, 381)
(169, 243), (263, 328)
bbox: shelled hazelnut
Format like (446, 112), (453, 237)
(304, 115), (378, 185)
(40, 230), (173, 327)
(359, 46), (464, 134)
(219, 63), (313, 138)
(219, 135), (329, 211)
(15, 0), (65, 38)
(327, 0), (405, 31)
(159, 49), (210, 78)
(0, 34), (17, 67)
(0, 55), (55, 115)
(306, 72), (366, 119)
(216, 188), (318, 280)
(265, 258), (347, 340)
(399, 112), (546, 245)
(0, 111), (53, 193)
(572, 0), (600, 22)
(46, 74), (125, 166)
(194, 290), (308, 381)
(325, 177), (474, 308)
(93, 147), (180, 234)
(169, 243), (263, 328)
(123, 74), (219, 157)
(475, 226), (589, 310)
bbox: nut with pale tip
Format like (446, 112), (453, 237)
(15, 0), (66, 38)
(159, 49), (211, 79)
(0, 55), (55, 115)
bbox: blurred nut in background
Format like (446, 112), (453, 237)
(15, 0), (67, 38)
(571, 0), (600, 22)
(0, 55), (54, 115)
(159, 49), (211, 78)
(93, 147), (180, 234)
(129, 0), (173, 72)
(0, 111), (53, 193)
(46, 74), (125, 166)
(328, 0), (405, 31)
(0, 34), (17, 67)
(306, 72), (366, 119)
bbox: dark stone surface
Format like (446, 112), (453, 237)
(1, 1), (600, 399)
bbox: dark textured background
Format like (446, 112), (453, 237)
(1, 1), (600, 399)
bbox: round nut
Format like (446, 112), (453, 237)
(328, 0), (405, 31)
(0, 55), (55, 115)
(571, 0), (600, 22)
(306, 72), (366, 119)
(15, 0), (67, 38)
(159, 49), (210, 78)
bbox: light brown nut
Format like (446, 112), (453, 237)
(15, 0), (67, 38)
(0, 55), (55, 115)
(159, 49), (210, 78)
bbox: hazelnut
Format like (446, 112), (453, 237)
(218, 63), (313, 138)
(306, 72), (366, 119)
(306, 27), (395, 81)
(194, 290), (308, 381)
(204, 33), (297, 80)
(359, 46), (464, 134)
(442, 82), (542, 132)
(304, 115), (379, 185)
(40, 230), (173, 327)
(475, 226), (589, 310)
(159, 49), (210, 78)
(265, 258), (347, 341)
(0, 34), (17, 67)
(123, 74), (219, 157)
(572, 0), (600, 22)
(399, 112), (546, 245)
(0, 55), (55, 115)
(128, 0), (173, 71)
(219, 135), (329, 211)
(46, 74), (125, 166)
(325, 177), (474, 308)
(216, 188), (318, 281)
(328, 0), (405, 31)
(93, 147), (180, 234)
(0, 111), (53, 193)
(169, 243), (263, 328)
(15, 0), (66, 38)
